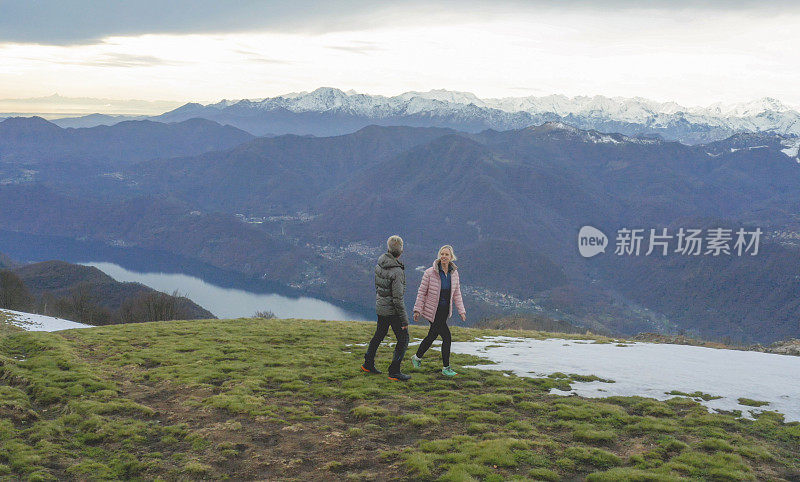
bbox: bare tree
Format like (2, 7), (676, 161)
(53, 282), (112, 325)
(253, 310), (276, 319)
(119, 290), (192, 323)
(0, 270), (33, 311)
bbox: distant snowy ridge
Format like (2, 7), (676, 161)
(190, 87), (800, 139)
(523, 121), (660, 145)
(1, 308), (92, 332)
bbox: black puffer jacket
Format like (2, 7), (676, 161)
(374, 251), (408, 326)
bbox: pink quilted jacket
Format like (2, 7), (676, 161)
(413, 260), (466, 322)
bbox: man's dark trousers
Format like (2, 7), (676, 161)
(364, 315), (408, 374)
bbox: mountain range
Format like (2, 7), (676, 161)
(1, 114), (799, 342)
(143, 88), (800, 144)
(22, 88), (800, 145)
(0, 116), (253, 168)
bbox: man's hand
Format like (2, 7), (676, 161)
(413, 311), (420, 322)
(460, 313), (466, 322)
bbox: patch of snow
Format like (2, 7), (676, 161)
(783, 147), (800, 158)
(781, 138), (800, 158)
(593, 133), (621, 144)
(629, 137), (661, 145)
(542, 121), (580, 132)
(1, 309), (93, 332)
(452, 336), (800, 422)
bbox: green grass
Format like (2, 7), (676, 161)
(573, 426), (617, 444)
(0, 312), (24, 336)
(0, 317), (798, 480)
(666, 390), (723, 401)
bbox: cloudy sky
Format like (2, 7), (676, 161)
(1, 0), (799, 112)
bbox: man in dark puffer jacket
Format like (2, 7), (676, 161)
(362, 235), (411, 381)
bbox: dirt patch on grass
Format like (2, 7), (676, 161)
(115, 377), (441, 480)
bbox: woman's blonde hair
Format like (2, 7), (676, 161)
(437, 245), (457, 262)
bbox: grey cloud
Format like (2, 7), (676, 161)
(326, 41), (384, 55)
(0, 0), (402, 45)
(246, 57), (293, 65)
(1, 0), (798, 46)
(233, 50), (293, 65)
(75, 53), (180, 68)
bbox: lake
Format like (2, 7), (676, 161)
(83, 262), (369, 321)
(0, 229), (371, 321)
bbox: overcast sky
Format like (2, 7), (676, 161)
(1, 0), (799, 110)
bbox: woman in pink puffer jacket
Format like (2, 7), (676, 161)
(411, 245), (466, 376)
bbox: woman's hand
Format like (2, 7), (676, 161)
(460, 313), (466, 322)
(413, 311), (420, 322)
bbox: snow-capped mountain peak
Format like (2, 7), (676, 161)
(205, 88), (798, 126)
(704, 97), (793, 117)
(158, 88), (800, 143)
(398, 89), (486, 107)
(214, 99), (241, 108)
(290, 87), (350, 111)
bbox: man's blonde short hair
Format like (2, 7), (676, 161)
(387, 235), (404, 256)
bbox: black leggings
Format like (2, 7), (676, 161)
(415, 305), (451, 366)
(364, 315), (409, 374)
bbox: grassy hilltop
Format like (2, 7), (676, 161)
(0, 316), (799, 481)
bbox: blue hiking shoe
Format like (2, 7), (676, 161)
(442, 366), (457, 377)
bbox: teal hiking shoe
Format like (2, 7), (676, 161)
(442, 366), (457, 377)
(411, 355), (421, 369)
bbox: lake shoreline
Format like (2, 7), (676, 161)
(0, 229), (373, 321)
